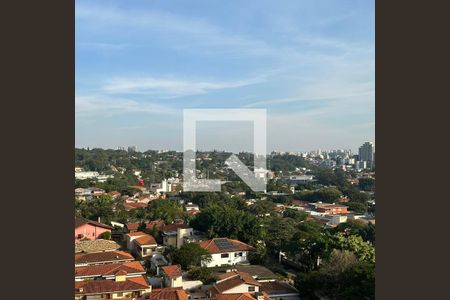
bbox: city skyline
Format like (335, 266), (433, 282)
(76, 141), (374, 155)
(76, 0), (374, 152)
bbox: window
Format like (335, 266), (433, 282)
(248, 287), (255, 292)
(117, 292), (123, 297)
(234, 252), (243, 257)
(221, 253), (229, 258)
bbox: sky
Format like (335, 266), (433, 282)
(76, 0), (374, 153)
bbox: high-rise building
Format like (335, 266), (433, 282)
(358, 142), (375, 168)
(128, 145), (138, 153)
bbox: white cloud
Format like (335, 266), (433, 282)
(101, 76), (266, 97)
(75, 95), (178, 117)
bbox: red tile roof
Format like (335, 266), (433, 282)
(150, 288), (188, 300)
(260, 281), (299, 295)
(75, 275), (150, 295)
(211, 272), (260, 295)
(75, 217), (113, 230)
(75, 261), (145, 278)
(161, 265), (182, 278)
(75, 250), (134, 265)
(148, 220), (165, 230)
(126, 223), (140, 231)
(134, 234), (157, 246)
(124, 202), (148, 210)
(215, 293), (270, 300)
(217, 271), (258, 282)
(162, 223), (190, 232)
(199, 238), (256, 254)
(127, 231), (147, 237)
(127, 221), (165, 232)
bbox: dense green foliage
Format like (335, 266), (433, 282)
(172, 243), (212, 269)
(188, 266), (216, 284)
(358, 177), (375, 191)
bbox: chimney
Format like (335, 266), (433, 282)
(98, 216), (101, 223)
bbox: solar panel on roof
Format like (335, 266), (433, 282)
(214, 238), (237, 250)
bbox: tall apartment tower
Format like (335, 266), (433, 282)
(128, 145), (138, 153)
(358, 142), (375, 168)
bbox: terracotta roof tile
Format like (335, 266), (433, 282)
(75, 217), (113, 230)
(75, 250), (134, 265)
(134, 234), (157, 246)
(212, 272), (260, 294)
(162, 223), (190, 232)
(199, 238), (255, 254)
(75, 261), (145, 278)
(151, 288), (188, 300)
(161, 265), (182, 278)
(75, 275), (150, 295)
(215, 293), (270, 300)
(127, 231), (147, 237)
(126, 223), (140, 231)
(260, 281), (299, 295)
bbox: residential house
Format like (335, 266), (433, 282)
(185, 202), (200, 213)
(75, 217), (113, 241)
(75, 261), (146, 281)
(259, 281), (299, 300)
(160, 264), (183, 288)
(150, 288), (189, 300)
(214, 266), (277, 282)
(209, 271), (261, 298)
(215, 292), (270, 300)
(75, 250), (135, 267)
(75, 188), (93, 201)
(75, 274), (151, 300)
(124, 202), (148, 211)
(199, 238), (256, 268)
(126, 232), (158, 259)
(162, 224), (194, 248)
(75, 239), (121, 254)
(315, 204), (348, 215)
(126, 220), (165, 233)
(286, 175), (314, 184)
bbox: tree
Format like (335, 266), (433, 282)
(313, 188), (343, 203)
(358, 177), (375, 191)
(283, 208), (308, 222)
(145, 200), (184, 224)
(98, 231), (111, 240)
(248, 200), (274, 216)
(286, 221), (334, 270)
(188, 266), (216, 284)
(346, 190), (370, 203)
(295, 261), (374, 300)
(190, 204), (264, 244)
(321, 250), (358, 274)
(248, 242), (268, 264)
(265, 216), (296, 252)
(315, 168), (335, 186)
(173, 243), (211, 269)
(346, 201), (368, 214)
(333, 233), (375, 264)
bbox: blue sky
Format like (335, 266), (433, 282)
(76, 0), (374, 153)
